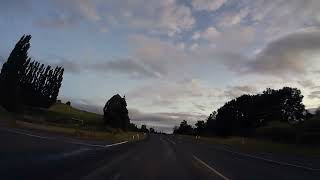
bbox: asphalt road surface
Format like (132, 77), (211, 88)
(1, 127), (320, 180)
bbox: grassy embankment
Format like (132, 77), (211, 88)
(0, 103), (145, 143)
(181, 120), (320, 157)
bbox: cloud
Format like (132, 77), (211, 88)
(192, 0), (227, 11)
(246, 30), (320, 76)
(223, 85), (257, 98)
(217, 8), (249, 28)
(90, 58), (159, 78)
(125, 78), (223, 117)
(296, 80), (316, 88)
(39, 0), (194, 36)
(192, 27), (220, 41)
(111, 0), (195, 36)
(129, 35), (192, 77)
(37, 0), (100, 28)
(127, 78), (218, 104)
(308, 91), (320, 99)
(48, 55), (159, 78)
(192, 25), (255, 50)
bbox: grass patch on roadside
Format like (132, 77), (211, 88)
(5, 120), (146, 143)
(181, 135), (320, 157)
(0, 104), (146, 143)
(49, 103), (103, 124)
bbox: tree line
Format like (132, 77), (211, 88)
(174, 87), (311, 137)
(0, 35), (64, 112)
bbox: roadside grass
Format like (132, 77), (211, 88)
(178, 119), (320, 157)
(0, 104), (146, 143)
(48, 103), (103, 125)
(13, 121), (146, 142)
(181, 135), (320, 157)
(20, 102), (103, 126)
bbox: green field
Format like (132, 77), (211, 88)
(49, 103), (103, 125)
(0, 103), (145, 142)
(18, 102), (104, 128)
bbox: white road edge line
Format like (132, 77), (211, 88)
(210, 146), (320, 171)
(2, 128), (128, 148)
(193, 155), (230, 180)
(3, 128), (55, 140)
(104, 141), (128, 147)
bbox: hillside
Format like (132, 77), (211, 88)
(49, 102), (103, 124)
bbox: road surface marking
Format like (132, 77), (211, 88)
(167, 139), (176, 145)
(2, 128), (54, 140)
(105, 141), (128, 147)
(193, 155), (230, 180)
(209, 145), (320, 171)
(1, 127), (128, 148)
(65, 141), (107, 148)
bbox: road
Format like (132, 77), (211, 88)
(0, 127), (320, 180)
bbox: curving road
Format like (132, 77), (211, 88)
(0, 127), (320, 180)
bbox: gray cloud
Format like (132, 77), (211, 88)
(247, 30), (320, 76)
(35, 0), (194, 36)
(90, 58), (159, 78)
(218, 30), (320, 77)
(308, 91), (320, 99)
(46, 54), (159, 78)
(296, 79), (316, 88)
(37, 0), (99, 28)
(223, 85), (257, 98)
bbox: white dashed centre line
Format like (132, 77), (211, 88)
(193, 155), (230, 180)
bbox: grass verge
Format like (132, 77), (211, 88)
(0, 103), (146, 143)
(0, 120), (146, 143)
(180, 135), (320, 157)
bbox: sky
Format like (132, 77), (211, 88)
(1, 0), (320, 133)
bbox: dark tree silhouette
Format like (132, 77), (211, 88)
(149, 127), (155, 133)
(214, 87), (306, 136)
(173, 120), (194, 135)
(0, 35), (64, 111)
(0, 35), (31, 111)
(103, 94), (130, 130)
(19, 61), (64, 108)
(278, 87), (305, 123)
(140, 124), (149, 133)
(206, 111), (217, 135)
(195, 120), (205, 135)
(128, 123), (139, 131)
(315, 107), (320, 118)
